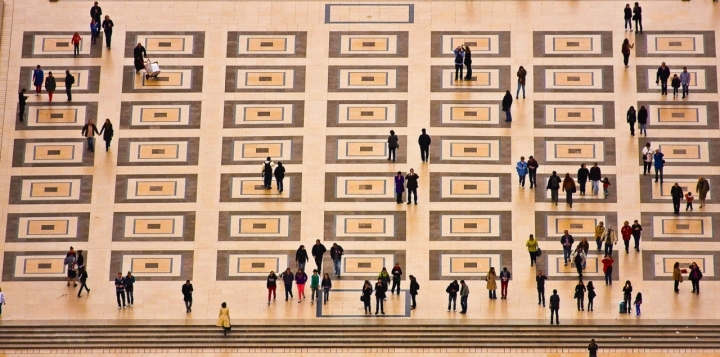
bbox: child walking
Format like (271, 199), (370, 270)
(685, 192), (694, 211)
(321, 273), (332, 304)
(601, 177), (611, 198)
(671, 74), (681, 98)
(634, 292), (642, 317)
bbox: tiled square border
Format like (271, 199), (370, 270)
(641, 250), (720, 281)
(8, 175), (93, 205)
(221, 136), (303, 165)
(227, 31), (307, 58)
(429, 211), (512, 241)
(22, 31), (102, 58)
(5, 212), (91, 243)
(124, 31), (205, 58)
(16, 102), (99, 131)
(532, 31), (613, 57)
(108, 250), (194, 281)
(324, 4), (414, 24)
(2, 251), (70, 281)
(429, 136), (511, 165)
(536, 249), (619, 281)
(534, 174), (618, 203)
(114, 174), (198, 204)
(225, 66), (305, 93)
(328, 66), (408, 93)
(116, 137), (200, 166)
(121, 66), (204, 93)
(429, 250), (513, 280)
(429, 100), (502, 128)
(19, 66), (101, 93)
(329, 31), (409, 58)
(111, 211), (196, 242)
(636, 137), (720, 166)
(635, 31), (716, 57)
(219, 173), (302, 202)
(324, 172), (394, 203)
(324, 211), (407, 241)
(326, 100), (407, 128)
(640, 212), (720, 242)
(639, 175), (720, 204)
(218, 211), (301, 241)
(429, 172), (512, 203)
(533, 65), (614, 93)
(534, 211), (619, 242)
(430, 31), (511, 58)
(11, 139), (95, 167)
(223, 100), (304, 128)
(119, 101), (202, 130)
(216, 250), (298, 281)
(533, 136), (617, 166)
(636, 65), (718, 94)
(325, 135), (406, 164)
(533, 101), (616, 129)
(430, 65), (511, 93)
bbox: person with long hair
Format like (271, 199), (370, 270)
(71, 32), (82, 56)
(586, 281), (596, 311)
(217, 302), (231, 336)
(321, 273), (332, 304)
(462, 45), (472, 80)
(622, 281), (632, 314)
(362, 280), (373, 314)
(99, 118), (114, 151)
(621, 38), (634, 68)
(562, 173), (576, 208)
(574, 280), (586, 311)
(634, 292), (642, 317)
(689, 262), (703, 294)
(672, 262), (683, 293)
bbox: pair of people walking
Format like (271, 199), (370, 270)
(81, 119), (113, 152)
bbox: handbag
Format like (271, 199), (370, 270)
(536, 247), (542, 257)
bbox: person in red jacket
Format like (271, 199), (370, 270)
(621, 221), (633, 254)
(601, 255), (614, 286)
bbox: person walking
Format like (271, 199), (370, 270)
(632, 2), (643, 33)
(642, 142), (653, 174)
(654, 149), (664, 183)
(311, 239), (326, 272)
(329, 243), (344, 277)
(577, 164), (589, 195)
(689, 262), (702, 294)
(502, 90), (513, 122)
(390, 262), (402, 295)
(394, 171), (405, 204)
(114, 272), (126, 309)
(624, 4), (633, 31)
(71, 32), (82, 56)
(280, 268), (294, 301)
(378, 267), (391, 291)
(45, 72), (56, 102)
(574, 280), (586, 311)
(696, 177), (710, 208)
(90, 1), (102, 24)
(634, 292), (642, 317)
(685, 192), (694, 211)
(588, 339), (599, 357)
(217, 302), (231, 336)
(536, 270), (548, 307)
(656, 62), (671, 95)
(546, 171), (561, 205)
(99, 118), (113, 151)
(0, 288), (5, 315)
(374, 279), (387, 315)
(406, 169), (418, 205)
(587, 281), (596, 311)
(594, 221), (605, 251)
(453, 46), (464, 81)
(572, 247), (585, 278)
(602, 254), (614, 286)
(671, 74), (681, 98)
(560, 230), (574, 267)
(418, 128), (431, 162)
(261, 157), (274, 189)
(446, 280), (459, 312)
(77, 267), (90, 297)
(621, 221), (632, 254)
(621, 39), (634, 68)
(295, 245), (308, 271)
(549, 289), (560, 325)
(589, 163), (601, 196)
(32, 65), (44, 96)
(516, 156), (528, 188)
(672, 262), (683, 293)
(266, 271), (277, 305)
(602, 224), (617, 256)
(124, 272), (135, 307)
(622, 280), (633, 313)
(578, 238), (589, 269)
(362, 280), (373, 314)
(526, 234), (539, 266)
(671, 183), (683, 215)
(90, 19), (100, 45)
(527, 155), (539, 188)
(638, 106), (648, 136)
(459, 280), (469, 314)
(486, 267), (497, 299)
(295, 268), (307, 303)
(516, 66), (527, 99)
(626, 106), (637, 135)
(101, 15), (114, 49)
(182, 280), (193, 312)
(463, 45), (472, 80)
(64, 70), (75, 102)
(274, 162), (285, 193)
(309, 269), (320, 304)
(499, 267), (511, 299)
(631, 220), (643, 251)
(18, 89), (28, 121)
(321, 273), (332, 304)
(387, 130), (399, 162)
(562, 173), (576, 208)
(409, 275), (419, 309)
(133, 43), (147, 73)
(680, 67), (691, 98)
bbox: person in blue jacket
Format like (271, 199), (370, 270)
(516, 156), (528, 188)
(653, 149), (664, 183)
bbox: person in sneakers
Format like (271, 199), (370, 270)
(310, 269), (320, 304)
(267, 271), (277, 305)
(114, 272), (126, 309)
(295, 268), (308, 303)
(390, 263), (403, 295)
(279, 268), (294, 301)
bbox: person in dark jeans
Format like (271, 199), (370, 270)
(560, 230), (574, 266)
(632, 2), (642, 33)
(446, 280), (459, 312)
(329, 243), (344, 277)
(670, 183), (683, 215)
(182, 280), (193, 313)
(405, 169), (418, 205)
(549, 289), (560, 325)
(527, 156), (539, 188)
(459, 280), (469, 314)
(654, 149), (664, 183)
(279, 268), (294, 301)
(374, 279), (387, 315)
(101, 15), (114, 49)
(588, 339), (599, 357)
(577, 163), (589, 195)
(462, 45), (472, 80)
(18, 89), (28, 121)
(390, 263), (402, 294)
(394, 171), (405, 204)
(409, 275), (419, 309)
(602, 254), (614, 285)
(622, 280), (633, 313)
(77, 267), (90, 297)
(418, 129), (431, 162)
(536, 270), (547, 307)
(124, 272), (135, 307)
(453, 46), (464, 80)
(114, 272), (126, 309)
(387, 130), (399, 162)
(311, 239), (327, 272)
(656, 62), (671, 95)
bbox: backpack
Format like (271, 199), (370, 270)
(264, 162), (272, 172)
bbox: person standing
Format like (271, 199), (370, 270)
(632, 2), (643, 33)
(64, 70), (75, 102)
(387, 130), (399, 162)
(378, 267), (391, 290)
(124, 272), (135, 307)
(516, 156), (528, 188)
(642, 142), (653, 174)
(588, 339), (599, 357)
(310, 269), (319, 304)
(696, 177), (710, 208)
(77, 267), (90, 297)
(32, 65), (44, 96)
(680, 67), (691, 98)
(114, 272), (126, 309)
(446, 280), (459, 312)
(499, 267), (511, 299)
(459, 280), (469, 314)
(274, 162), (285, 193)
(527, 155), (539, 188)
(631, 220), (642, 251)
(394, 171), (405, 204)
(624, 4), (633, 31)
(217, 302), (231, 336)
(486, 267), (497, 299)
(671, 74), (681, 98)
(602, 254), (614, 285)
(546, 171), (561, 205)
(295, 245), (308, 271)
(536, 270), (548, 307)
(279, 268), (294, 301)
(516, 66), (527, 99)
(409, 275), (419, 309)
(101, 15), (114, 49)
(656, 62), (671, 95)
(621, 39), (634, 68)
(622, 280), (633, 313)
(90, 1), (102, 24)
(634, 292), (642, 317)
(574, 280), (586, 311)
(463, 45), (472, 80)
(362, 280), (373, 314)
(295, 268), (307, 303)
(311, 239), (326, 272)
(133, 43), (147, 73)
(261, 157), (274, 189)
(560, 230), (574, 267)
(671, 183), (683, 215)
(626, 106), (636, 135)
(321, 273), (332, 304)
(45, 72), (56, 102)
(577, 164), (589, 195)
(266, 271), (277, 305)
(502, 90), (513, 122)
(453, 46), (464, 81)
(99, 118), (113, 152)
(0, 288), (5, 315)
(329, 243), (344, 277)
(418, 128), (431, 162)
(526, 234), (539, 266)
(405, 169), (418, 205)
(390, 263), (402, 295)
(653, 149), (664, 183)
(602, 224), (617, 256)
(549, 289), (560, 325)
(594, 221), (605, 251)
(64, 254), (77, 286)
(182, 280), (193, 312)
(587, 281), (596, 311)
(589, 163), (601, 196)
(374, 279), (387, 315)
(90, 19), (100, 45)
(71, 32), (82, 56)
(689, 262), (702, 294)
(18, 89), (28, 121)
(672, 262), (683, 293)
(637, 106), (648, 136)
(621, 221), (632, 254)
(562, 173), (576, 208)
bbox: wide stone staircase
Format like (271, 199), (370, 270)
(0, 324), (718, 349)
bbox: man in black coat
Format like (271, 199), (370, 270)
(418, 128), (431, 162)
(329, 243), (344, 277)
(577, 163), (590, 195)
(405, 169), (419, 205)
(90, 2), (102, 24)
(502, 90), (513, 122)
(64, 70), (75, 102)
(311, 239), (327, 272)
(549, 289), (560, 325)
(546, 171), (561, 205)
(656, 62), (671, 95)
(670, 183), (684, 215)
(589, 163), (601, 196)
(560, 230), (575, 266)
(182, 280), (193, 313)
(18, 89), (28, 121)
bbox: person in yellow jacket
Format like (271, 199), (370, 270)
(594, 222), (605, 252)
(217, 302), (231, 336)
(526, 234), (539, 266)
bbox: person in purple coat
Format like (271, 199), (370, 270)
(394, 171), (405, 204)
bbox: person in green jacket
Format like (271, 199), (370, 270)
(379, 268), (391, 300)
(310, 269), (320, 304)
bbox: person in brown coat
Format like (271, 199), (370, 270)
(562, 173), (576, 208)
(486, 267), (497, 299)
(516, 66), (527, 99)
(696, 177), (710, 208)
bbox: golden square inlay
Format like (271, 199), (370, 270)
(27, 220), (69, 235)
(449, 143), (491, 158)
(349, 72), (388, 86)
(36, 109), (77, 123)
(451, 107), (491, 121)
(238, 257), (278, 272)
(450, 218), (490, 234)
(662, 219), (704, 235)
(349, 38), (388, 51)
(658, 108), (698, 122)
(43, 38), (73, 51)
(657, 37), (695, 51)
(241, 143), (283, 158)
(140, 108), (181, 122)
(660, 144), (700, 160)
(345, 218), (386, 234)
(451, 38), (491, 52)
(346, 180), (386, 195)
(556, 218), (597, 235)
(145, 38), (185, 52)
(143, 72), (183, 86)
(554, 72), (593, 86)
(134, 219), (175, 234)
(239, 218), (280, 234)
(24, 258), (65, 274)
(450, 257), (490, 273)
(138, 144), (179, 159)
(450, 180), (490, 195)
(131, 258), (172, 273)
(245, 108), (284, 121)
(346, 142), (386, 156)
(555, 108), (594, 122)
(31, 182), (72, 197)
(554, 37), (592, 51)
(33, 145), (74, 160)
(136, 181), (177, 196)
(345, 257), (384, 273)
(246, 72), (286, 86)
(247, 38), (287, 51)
(348, 107), (387, 121)
(554, 144), (596, 158)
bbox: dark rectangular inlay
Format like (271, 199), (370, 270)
(465, 42), (477, 47)
(567, 112), (582, 117)
(567, 76), (581, 81)
(464, 185), (477, 190)
(145, 263), (159, 269)
(464, 223), (477, 229)
(259, 77), (273, 82)
(360, 111), (375, 116)
(673, 149), (687, 155)
(156, 77), (170, 82)
(358, 262), (371, 268)
(669, 41), (683, 47)
(359, 185), (373, 190)
(38, 263), (53, 269)
(465, 77), (477, 81)
(464, 111), (477, 117)
(358, 223), (372, 229)
(257, 111), (271, 116)
(359, 146), (374, 152)
(254, 185), (266, 190)
(252, 223), (267, 229)
(361, 76), (375, 81)
(675, 224), (690, 230)
(151, 149), (165, 155)
(46, 150), (61, 155)
(148, 186), (164, 192)
(260, 42), (274, 47)
(570, 223), (585, 229)
(255, 147), (270, 153)
(251, 262), (266, 268)
(44, 187), (58, 193)
(463, 147), (478, 153)
(566, 42), (580, 47)
(40, 225), (55, 230)
(55, 42), (70, 47)
(154, 112), (168, 118)
(158, 42), (172, 47)
(147, 224), (162, 229)
(362, 42), (376, 47)
(671, 113), (685, 118)
(568, 148), (582, 154)
(49, 113), (64, 119)
(464, 262), (478, 268)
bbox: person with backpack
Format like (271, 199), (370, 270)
(362, 280), (373, 314)
(114, 272), (126, 309)
(549, 289), (560, 325)
(574, 280), (586, 311)
(390, 263), (403, 295)
(321, 273), (332, 304)
(310, 269), (320, 304)
(459, 280), (470, 314)
(536, 270), (548, 307)
(409, 275), (419, 309)
(634, 292), (642, 317)
(266, 271), (277, 305)
(330, 243), (344, 277)
(124, 272), (135, 307)
(261, 157), (275, 189)
(446, 280), (459, 312)
(64, 69), (75, 102)
(279, 268), (294, 301)
(689, 262), (703, 294)
(77, 267), (90, 297)
(622, 280), (633, 314)
(546, 171), (561, 205)
(182, 280), (193, 313)
(274, 162), (285, 193)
